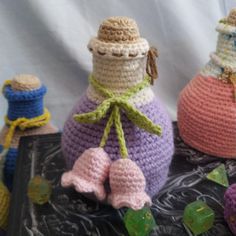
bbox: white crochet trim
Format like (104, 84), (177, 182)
(200, 60), (222, 78)
(87, 37), (149, 59)
(216, 22), (236, 34)
(201, 29), (236, 78)
(86, 85), (155, 107)
(210, 53), (236, 72)
(215, 33), (236, 62)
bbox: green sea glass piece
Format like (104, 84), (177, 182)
(27, 175), (52, 205)
(183, 200), (215, 236)
(124, 207), (156, 236)
(206, 164), (229, 187)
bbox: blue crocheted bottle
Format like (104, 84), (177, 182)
(0, 74), (58, 190)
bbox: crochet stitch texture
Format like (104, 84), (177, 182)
(0, 182), (9, 230)
(224, 184), (236, 235)
(62, 16), (174, 198)
(178, 9), (236, 158)
(61, 147), (111, 201)
(108, 158), (151, 210)
(0, 74), (58, 190)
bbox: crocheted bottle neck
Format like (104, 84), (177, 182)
(4, 85), (47, 121)
(214, 33), (236, 66)
(92, 55), (146, 95)
(201, 27), (236, 77)
(201, 9), (236, 78)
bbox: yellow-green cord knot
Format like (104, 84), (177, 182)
(74, 74), (162, 159)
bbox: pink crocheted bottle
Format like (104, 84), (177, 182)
(178, 9), (236, 158)
(61, 17), (174, 209)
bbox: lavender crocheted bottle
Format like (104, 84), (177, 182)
(62, 17), (174, 198)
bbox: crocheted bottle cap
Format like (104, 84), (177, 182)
(3, 74), (47, 120)
(217, 8), (236, 34)
(97, 17), (140, 43)
(88, 16), (149, 59)
(11, 74), (41, 91)
(227, 8), (236, 26)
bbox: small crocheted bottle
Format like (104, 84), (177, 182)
(0, 74), (58, 190)
(178, 9), (236, 158)
(61, 17), (174, 208)
(224, 184), (236, 235)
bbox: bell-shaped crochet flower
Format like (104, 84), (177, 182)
(108, 159), (151, 210)
(0, 181), (10, 230)
(61, 147), (111, 201)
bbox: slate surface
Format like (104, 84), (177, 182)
(7, 123), (236, 236)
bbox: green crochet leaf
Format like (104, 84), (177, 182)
(120, 101), (162, 136)
(73, 98), (113, 124)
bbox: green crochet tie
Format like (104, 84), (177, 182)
(74, 75), (162, 158)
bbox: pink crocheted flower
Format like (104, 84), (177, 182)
(108, 158), (151, 210)
(61, 147), (111, 201)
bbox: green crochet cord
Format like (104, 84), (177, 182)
(74, 75), (162, 159)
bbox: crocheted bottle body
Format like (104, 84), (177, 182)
(62, 17), (174, 202)
(62, 94), (174, 197)
(178, 74), (236, 158)
(178, 9), (236, 158)
(0, 75), (58, 190)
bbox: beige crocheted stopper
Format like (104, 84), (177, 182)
(227, 8), (236, 26)
(11, 74), (41, 91)
(97, 16), (140, 43)
(88, 16), (149, 59)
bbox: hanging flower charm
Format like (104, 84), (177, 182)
(61, 148), (111, 201)
(108, 159), (151, 210)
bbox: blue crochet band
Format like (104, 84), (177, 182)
(3, 85), (47, 120)
(0, 145), (17, 191)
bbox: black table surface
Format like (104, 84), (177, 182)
(7, 122), (236, 236)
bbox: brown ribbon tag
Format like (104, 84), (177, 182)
(219, 67), (236, 101)
(146, 47), (158, 85)
(229, 74), (236, 101)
